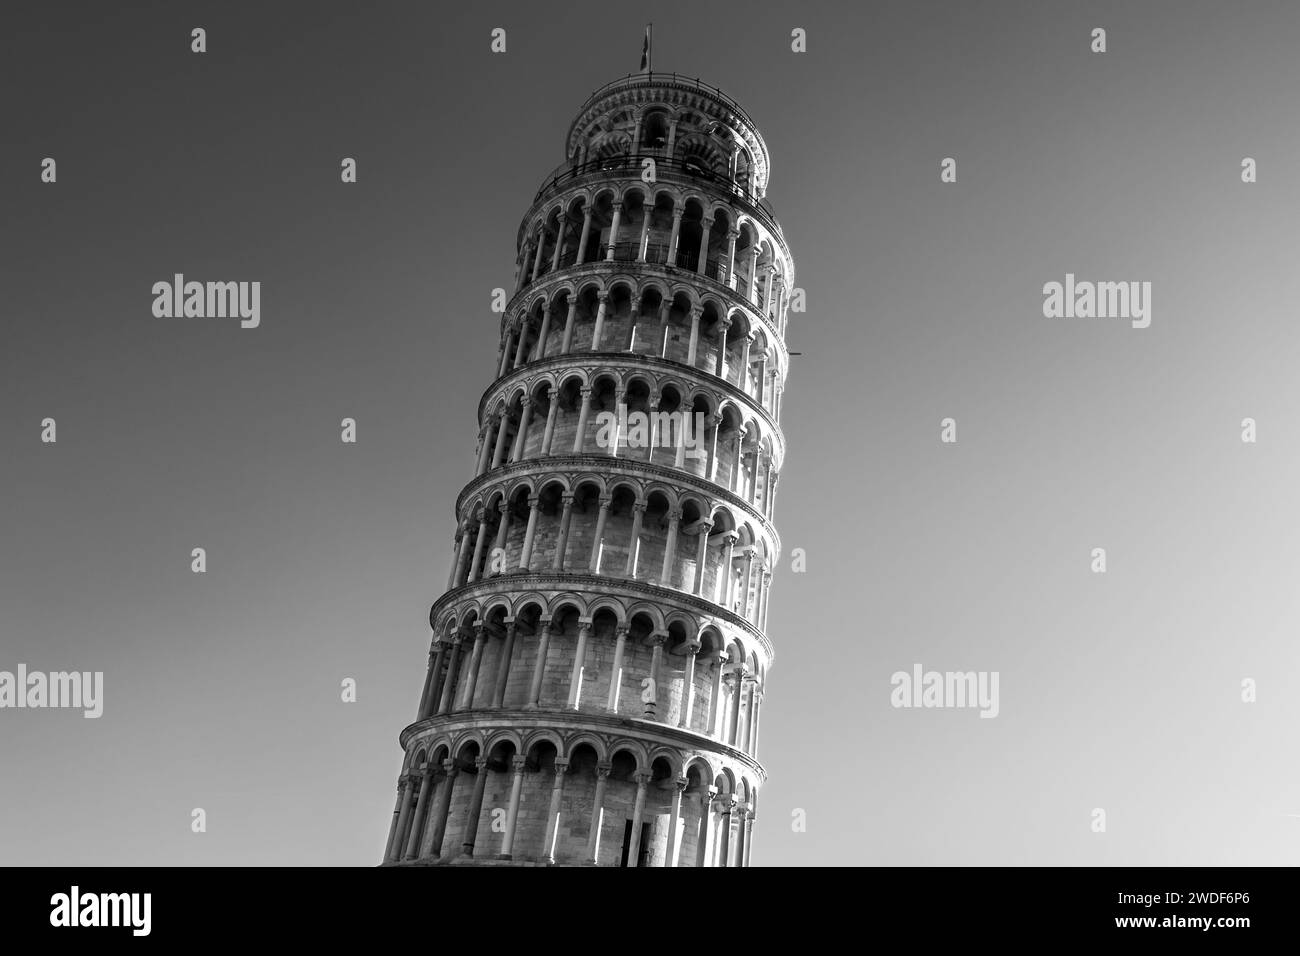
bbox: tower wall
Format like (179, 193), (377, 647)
(382, 72), (793, 867)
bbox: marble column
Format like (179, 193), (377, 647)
(606, 624), (628, 713)
(540, 759), (569, 863)
(679, 642), (701, 729)
(402, 765), (436, 861)
(585, 764), (612, 863)
(491, 621), (517, 708)
(526, 620), (553, 707)
(567, 621), (592, 709)
(665, 777), (688, 867)
(460, 756), (490, 857)
(626, 773), (651, 866)
(426, 761), (459, 859)
(499, 755), (528, 859)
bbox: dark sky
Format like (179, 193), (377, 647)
(3, 0), (1299, 865)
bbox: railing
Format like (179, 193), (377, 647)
(643, 242), (670, 266)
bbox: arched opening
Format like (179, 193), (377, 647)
(643, 192), (676, 266)
(675, 200), (705, 270)
(556, 742), (602, 864)
(641, 110), (670, 151)
(603, 482), (639, 578)
(637, 491), (671, 583)
(533, 480), (566, 571)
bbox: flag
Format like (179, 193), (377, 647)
(640, 24), (651, 72)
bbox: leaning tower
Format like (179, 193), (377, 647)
(382, 69), (792, 867)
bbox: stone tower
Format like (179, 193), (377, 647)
(382, 70), (792, 867)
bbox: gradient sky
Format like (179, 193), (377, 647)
(3, 0), (1299, 866)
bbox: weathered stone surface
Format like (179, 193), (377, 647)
(383, 71), (792, 869)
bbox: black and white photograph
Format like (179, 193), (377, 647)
(1, 0), (1293, 939)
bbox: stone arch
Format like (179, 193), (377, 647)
(563, 734), (608, 765)
(607, 740), (648, 776)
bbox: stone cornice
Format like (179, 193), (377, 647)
(398, 707), (767, 784)
(428, 570), (774, 663)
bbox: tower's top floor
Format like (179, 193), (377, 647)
(564, 72), (773, 200)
